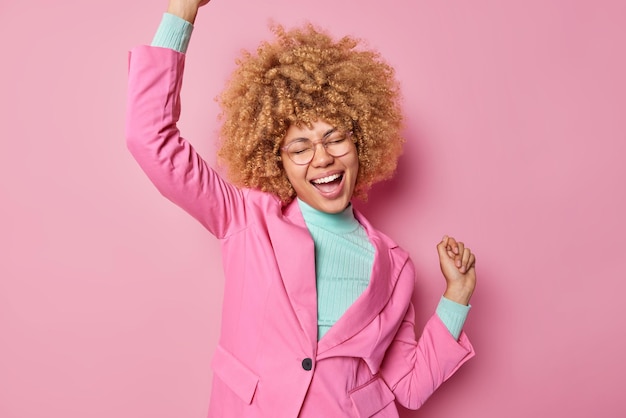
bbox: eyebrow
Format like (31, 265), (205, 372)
(286, 128), (337, 145)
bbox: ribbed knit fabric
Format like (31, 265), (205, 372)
(436, 296), (470, 340)
(151, 13), (193, 53)
(149, 16), (471, 341)
(298, 199), (374, 340)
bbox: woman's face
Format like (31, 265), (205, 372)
(280, 120), (359, 214)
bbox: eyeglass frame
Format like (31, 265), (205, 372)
(278, 130), (355, 165)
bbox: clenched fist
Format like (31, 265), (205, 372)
(437, 235), (476, 306)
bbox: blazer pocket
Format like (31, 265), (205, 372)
(349, 376), (396, 418)
(211, 344), (260, 405)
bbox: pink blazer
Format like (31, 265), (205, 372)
(126, 46), (475, 418)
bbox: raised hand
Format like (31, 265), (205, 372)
(437, 235), (476, 306)
(167, 0), (211, 23)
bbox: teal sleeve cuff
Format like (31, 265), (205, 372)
(151, 13), (194, 53)
(436, 296), (471, 340)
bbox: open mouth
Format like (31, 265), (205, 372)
(311, 173), (344, 194)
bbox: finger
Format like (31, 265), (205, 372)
(446, 236), (459, 255)
(444, 236), (457, 259)
(468, 253), (476, 269)
(437, 236), (451, 260)
(460, 248), (471, 273)
(455, 242), (465, 268)
(463, 254), (476, 276)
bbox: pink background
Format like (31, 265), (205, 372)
(1, 0), (625, 417)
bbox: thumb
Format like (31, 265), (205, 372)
(437, 235), (449, 259)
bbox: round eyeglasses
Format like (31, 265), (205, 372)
(280, 131), (355, 165)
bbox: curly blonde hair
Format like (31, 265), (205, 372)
(217, 23), (404, 203)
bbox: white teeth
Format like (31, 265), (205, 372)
(312, 174), (341, 184)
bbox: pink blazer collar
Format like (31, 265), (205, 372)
(267, 200), (409, 356)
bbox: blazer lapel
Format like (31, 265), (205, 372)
(266, 200), (318, 349)
(317, 209), (408, 356)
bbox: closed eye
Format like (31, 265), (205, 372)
(292, 147), (312, 155)
(325, 135), (347, 145)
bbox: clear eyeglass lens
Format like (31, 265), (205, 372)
(287, 133), (352, 165)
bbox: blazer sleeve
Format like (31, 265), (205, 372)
(125, 45), (245, 238)
(379, 286), (475, 409)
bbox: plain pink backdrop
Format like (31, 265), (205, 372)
(1, 0), (625, 417)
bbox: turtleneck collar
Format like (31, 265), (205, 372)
(297, 198), (360, 234)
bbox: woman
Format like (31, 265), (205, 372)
(126, 0), (477, 416)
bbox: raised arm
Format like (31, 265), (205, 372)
(380, 236), (477, 409)
(126, 0), (245, 238)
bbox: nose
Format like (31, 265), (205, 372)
(310, 142), (334, 167)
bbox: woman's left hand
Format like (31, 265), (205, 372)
(437, 235), (476, 306)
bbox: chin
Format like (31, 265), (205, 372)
(315, 197), (351, 214)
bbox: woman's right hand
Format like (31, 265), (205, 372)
(167, 0), (211, 23)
